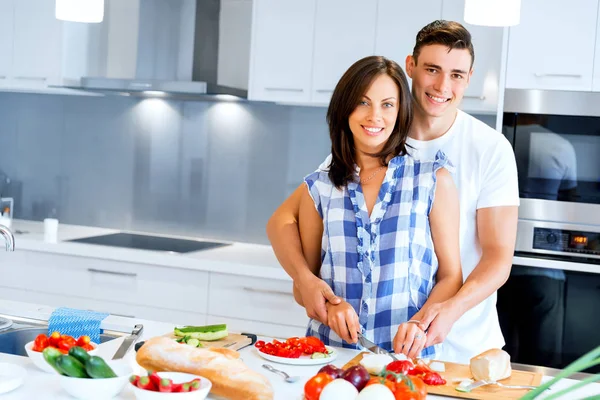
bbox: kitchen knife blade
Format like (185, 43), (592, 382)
(357, 333), (398, 361)
(112, 324), (144, 360)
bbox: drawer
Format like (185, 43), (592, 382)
(207, 273), (309, 328)
(0, 251), (209, 314)
(206, 315), (306, 339)
(0, 287), (207, 326)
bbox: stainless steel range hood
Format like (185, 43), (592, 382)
(58, 0), (248, 100)
(72, 77), (247, 99)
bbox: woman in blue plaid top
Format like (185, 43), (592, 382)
(296, 56), (463, 359)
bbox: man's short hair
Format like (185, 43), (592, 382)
(413, 20), (475, 68)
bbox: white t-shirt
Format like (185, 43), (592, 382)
(406, 110), (519, 363)
(319, 110), (519, 363)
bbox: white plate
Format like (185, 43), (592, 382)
(255, 346), (338, 365)
(0, 362), (27, 394)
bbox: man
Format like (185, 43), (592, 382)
(267, 20), (519, 363)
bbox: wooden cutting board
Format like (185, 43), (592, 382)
(343, 352), (543, 399)
(162, 332), (253, 352)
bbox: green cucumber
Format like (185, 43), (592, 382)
(68, 346), (91, 364)
(174, 324), (227, 334)
(42, 346), (65, 375)
(180, 330), (228, 341)
(55, 355), (89, 378)
(311, 352), (328, 359)
(85, 356), (117, 379)
(185, 338), (201, 347)
(174, 324), (228, 341)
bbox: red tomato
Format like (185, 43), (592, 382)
(32, 334), (49, 352)
(48, 331), (61, 347)
(420, 372), (446, 385)
(254, 340), (265, 349)
(76, 335), (91, 346)
(387, 360), (415, 375)
(58, 336), (77, 352)
(81, 343), (94, 352)
(393, 376), (428, 400)
(304, 373), (333, 400)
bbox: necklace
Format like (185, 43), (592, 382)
(360, 166), (385, 184)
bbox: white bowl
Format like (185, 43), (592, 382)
(24, 341), (98, 374)
(0, 362), (27, 394)
(130, 372), (212, 400)
(59, 360), (132, 400)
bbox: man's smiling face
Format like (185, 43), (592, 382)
(406, 44), (473, 119)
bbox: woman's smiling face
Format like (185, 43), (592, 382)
(348, 73), (400, 155)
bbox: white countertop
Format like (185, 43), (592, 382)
(6, 219), (597, 277)
(8, 219), (290, 280)
(0, 300), (598, 399)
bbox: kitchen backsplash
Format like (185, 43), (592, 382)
(0, 92), (494, 244)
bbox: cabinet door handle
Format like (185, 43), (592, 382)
(534, 73), (582, 78)
(315, 89), (333, 93)
(14, 76), (47, 81)
(463, 95), (486, 100)
(127, 82), (153, 89)
(264, 87), (304, 92)
(243, 286), (292, 297)
(87, 268), (137, 278)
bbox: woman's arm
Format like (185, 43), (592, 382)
(418, 167), (463, 311)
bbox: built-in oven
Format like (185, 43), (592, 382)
(498, 89), (600, 372)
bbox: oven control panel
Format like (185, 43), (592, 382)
(534, 228), (600, 256)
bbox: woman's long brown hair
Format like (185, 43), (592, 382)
(326, 56), (412, 188)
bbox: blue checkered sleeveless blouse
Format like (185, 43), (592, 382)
(304, 150), (452, 359)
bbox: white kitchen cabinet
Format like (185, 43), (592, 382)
(0, 0), (14, 88)
(593, 3), (600, 91)
(248, 0), (317, 103)
(207, 272), (309, 328)
(507, 0), (598, 91)
(12, 0), (62, 87)
(375, 1), (442, 71)
(311, 0), (377, 104)
(442, 0), (503, 113)
(0, 251), (209, 316)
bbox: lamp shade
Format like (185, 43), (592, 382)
(56, 0), (104, 23)
(464, 0), (521, 27)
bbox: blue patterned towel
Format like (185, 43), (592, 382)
(47, 308), (109, 344)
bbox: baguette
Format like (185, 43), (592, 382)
(136, 336), (274, 400)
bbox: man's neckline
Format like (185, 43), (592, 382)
(407, 110), (463, 146)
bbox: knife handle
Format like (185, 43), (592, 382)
(134, 341), (145, 352)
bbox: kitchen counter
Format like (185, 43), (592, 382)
(0, 300), (598, 399)
(7, 219), (290, 280)
(5, 219), (599, 277)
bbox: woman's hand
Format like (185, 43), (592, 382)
(325, 300), (360, 344)
(393, 321), (427, 359)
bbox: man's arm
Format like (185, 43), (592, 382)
(421, 205), (518, 347)
(266, 184), (341, 324)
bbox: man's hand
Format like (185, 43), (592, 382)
(418, 300), (462, 348)
(326, 300), (360, 344)
(294, 273), (342, 325)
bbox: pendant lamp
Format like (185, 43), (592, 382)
(464, 0), (521, 27)
(56, 0), (105, 23)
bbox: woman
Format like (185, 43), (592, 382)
(296, 56), (462, 359)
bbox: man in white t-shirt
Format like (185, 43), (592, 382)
(266, 20), (519, 363)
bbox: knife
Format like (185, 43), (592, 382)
(357, 333), (399, 361)
(112, 324), (144, 360)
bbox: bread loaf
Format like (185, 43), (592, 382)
(470, 348), (512, 381)
(136, 336), (274, 400)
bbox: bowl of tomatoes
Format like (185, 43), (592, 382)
(25, 332), (98, 374)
